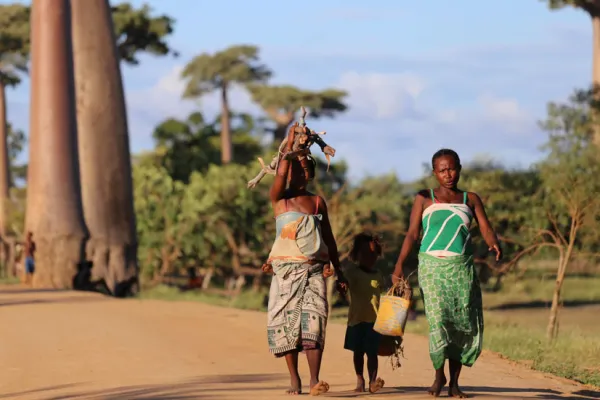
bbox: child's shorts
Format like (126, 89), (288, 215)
(344, 322), (381, 356)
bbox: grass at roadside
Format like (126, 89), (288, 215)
(138, 284), (268, 311)
(481, 274), (600, 309)
(0, 276), (21, 285)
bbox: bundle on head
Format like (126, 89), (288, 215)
(247, 106), (336, 189)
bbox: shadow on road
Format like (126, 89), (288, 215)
(0, 374), (287, 400)
(0, 295), (107, 308)
(2, 377), (598, 400)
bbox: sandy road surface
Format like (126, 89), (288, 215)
(0, 286), (598, 400)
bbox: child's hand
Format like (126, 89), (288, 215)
(335, 271), (348, 295)
(261, 263), (273, 274)
(336, 279), (348, 296)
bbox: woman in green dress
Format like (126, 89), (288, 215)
(392, 149), (502, 398)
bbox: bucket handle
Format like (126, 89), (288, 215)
(386, 269), (416, 297)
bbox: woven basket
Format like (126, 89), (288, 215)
(374, 278), (412, 337)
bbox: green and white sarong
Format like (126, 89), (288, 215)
(418, 252), (483, 369)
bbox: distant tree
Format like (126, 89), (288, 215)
(0, 4), (29, 235)
(540, 0), (600, 146)
(508, 89), (600, 340)
(110, 2), (178, 64)
(181, 45), (271, 164)
(153, 111), (263, 182)
(6, 122), (25, 185)
(248, 84), (347, 141)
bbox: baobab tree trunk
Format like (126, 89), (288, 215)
(70, 0), (138, 297)
(0, 83), (10, 236)
(26, 0), (87, 289)
(220, 85), (233, 164)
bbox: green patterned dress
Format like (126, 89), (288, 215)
(418, 189), (483, 369)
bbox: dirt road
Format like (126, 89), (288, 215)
(0, 286), (597, 400)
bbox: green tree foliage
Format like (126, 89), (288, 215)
(541, 0), (599, 12)
(248, 84), (348, 140)
(152, 111), (263, 182)
(181, 45), (271, 164)
(111, 2), (178, 65)
(0, 4), (29, 85)
(7, 122), (25, 185)
(502, 89), (600, 340)
(133, 162), (189, 280)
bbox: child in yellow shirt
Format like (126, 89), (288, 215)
(343, 232), (385, 393)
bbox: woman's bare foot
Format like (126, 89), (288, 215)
(309, 380), (330, 396)
(369, 377), (385, 393)
(354, 376), (366, 392)
(448, 383), (468, 398)
(427, 375), (447, 397)
(286, 377), (302, 395)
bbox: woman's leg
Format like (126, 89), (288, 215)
(448, 359), (467, 398)
(305, 348), (323, 388)
(283, 350), (302, 395)
(352, 351), (365, 392)
(428, 362), (447, 397)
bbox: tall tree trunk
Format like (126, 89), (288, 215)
(546, 231), (576, 341)
(591, 14), (600, 147)
(26, 0), (87, 289)
(546, 256), (566, 341)
(70, 0), (138, 297)
(0, 83), (10, 236)
(220, 85), (232, 164)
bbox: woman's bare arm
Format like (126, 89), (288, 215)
(392, 193), (425, 281)
(319, 198), (343, 277)
(269, 124), (296, 204)
(470, 192), (502, 261)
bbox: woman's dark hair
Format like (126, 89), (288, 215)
(431, 148), (461, 169)
(349, 232), (383, 262)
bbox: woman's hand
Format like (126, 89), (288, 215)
(323, 264), (334, 278)
(332, 268), (348, 295)
(489, 244), (503, 261)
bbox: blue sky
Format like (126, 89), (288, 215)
(4, 0), (591, 181)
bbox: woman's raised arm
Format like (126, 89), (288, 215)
(269, 124), (297, 203)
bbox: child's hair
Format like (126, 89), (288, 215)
(349, 232), (383, 262)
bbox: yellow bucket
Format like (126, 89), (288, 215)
(374, 285), (412, 337)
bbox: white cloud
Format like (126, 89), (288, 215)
(476, 94), (533, 134)
(122, 65), (544, 180)
(124, 65), (261, 144)
(336, 71), (426, 120)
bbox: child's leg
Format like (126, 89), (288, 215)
(366, 352), (378, 384)
(353, 351), (366, 392)
(366, 326), (385, 393)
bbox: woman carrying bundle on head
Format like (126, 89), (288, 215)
(392, 149), (502, 399)
(262, 122), (347, 396)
